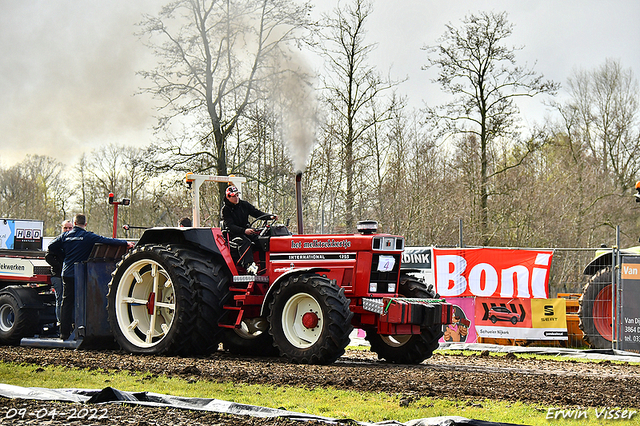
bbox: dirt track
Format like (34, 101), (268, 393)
(0, 346), (639, 425)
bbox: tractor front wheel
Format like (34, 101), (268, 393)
(366, 274), (443, 364)
(268, 274), (353, 364)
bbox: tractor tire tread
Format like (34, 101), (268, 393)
(578, 267), (612, 349)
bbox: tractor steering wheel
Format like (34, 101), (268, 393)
(249, 214), (277, 237)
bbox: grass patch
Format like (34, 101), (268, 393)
(0, 361), (637, 425)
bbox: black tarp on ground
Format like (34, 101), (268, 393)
(0, 383), (526, 426)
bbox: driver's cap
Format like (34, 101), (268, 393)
(225, 185), (239, 197)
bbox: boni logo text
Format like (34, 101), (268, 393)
(433, 248), (552, 298)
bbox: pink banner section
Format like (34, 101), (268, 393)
(438, 297), (568, 342)
(440, 297), (477, 343)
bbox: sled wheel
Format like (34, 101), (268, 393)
(268, 274), (353, 364)
(222, 318), (279, 356)
(107, 245), (197, 355)
(366, 274), (443, 364)
(175, 247), (230, 355)
(579, 268), (613, 348)
(0, 293), (36, 345)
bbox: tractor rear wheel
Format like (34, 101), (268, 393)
(268, 274), (353, 364)
(0, 293), (37, 345)
(366, 274), (443, 364)
(107, 245), (197, 355)
(175, 247), (230, 355)
(578, 267), (613, 349)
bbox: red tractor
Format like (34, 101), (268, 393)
(106, 174), (454, 364)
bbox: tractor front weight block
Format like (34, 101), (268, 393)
(363, 297), (454, 332)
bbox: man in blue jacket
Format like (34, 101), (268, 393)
(47, 214), (134, 340)
(45, 219), (73, 326)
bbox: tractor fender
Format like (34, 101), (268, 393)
(0, 286), (46, 310)
(583, 246), (640, 276)
(137, 228), (222, 254)
(583, 251), (612, 276)
(137, 227), (238, 265)
(259, 267), (331, 317)
(135, 227), (237, 275)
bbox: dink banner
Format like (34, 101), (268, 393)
(432, 248), (554, 299)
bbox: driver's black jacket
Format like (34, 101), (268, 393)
(221, 198), (269, 238)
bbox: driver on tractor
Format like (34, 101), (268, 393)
(222, 185), (277, 275)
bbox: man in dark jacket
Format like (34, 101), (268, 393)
(45, 220), (73, 325)
(47, 214), (134, 340)
(221, 185), (276, 274)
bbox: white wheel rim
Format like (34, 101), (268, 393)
(281, 292), (322, 348)
(380, 334), (411, 347)
(115, 258), (175, 348)
(0, 305), (14, 332)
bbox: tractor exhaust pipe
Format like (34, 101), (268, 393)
(295, 172), (304, 234)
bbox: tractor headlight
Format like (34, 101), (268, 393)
(388, 283), (396, 293)
(383, 237), (395, 250)
(369, 282), (377, 293)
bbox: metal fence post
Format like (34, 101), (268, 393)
(614, 225), (620, 350)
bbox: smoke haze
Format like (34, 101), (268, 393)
(0, 1), (158, 167)
(279, 60), (318, 174)
(1, 0), (638, 170)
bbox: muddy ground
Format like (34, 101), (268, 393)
(0, 346), (638, 425)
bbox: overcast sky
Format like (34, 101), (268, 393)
(1, 0), (638, 169)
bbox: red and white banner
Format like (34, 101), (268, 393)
(433, 248), (553, 299)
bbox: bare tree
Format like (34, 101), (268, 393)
(424, 11), (558, 245)
(566, 58), (640, 191)
(138, 0), (312, 206)
(71, 145), (162, 237)
(304, 115), (343, 233)
(0, 155), (68, 235)
(318, 0), (400, 231)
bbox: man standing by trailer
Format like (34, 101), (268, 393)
(47, 214), (134, 340)
(45, 219), (73, 326)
